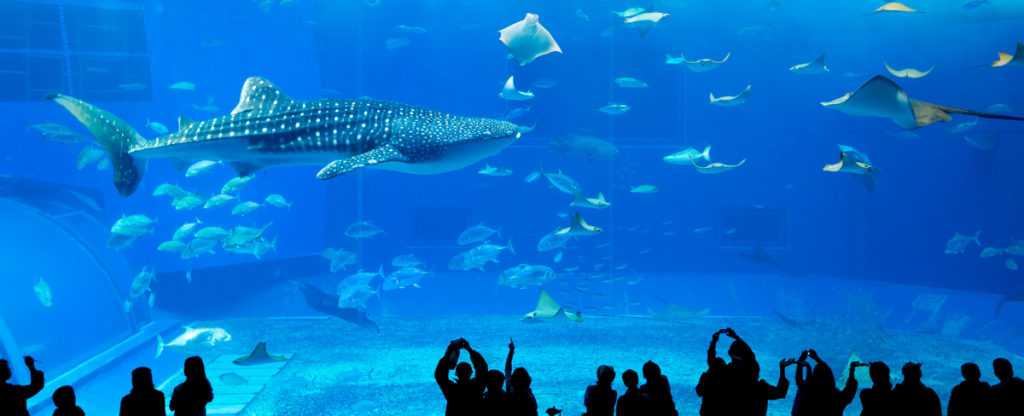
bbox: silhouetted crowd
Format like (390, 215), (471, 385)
(1, 355), (212, 416)
(1, 327), (1022, 416)
(435, 329), (1024, 416)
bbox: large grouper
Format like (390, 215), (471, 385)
(47, 76), (521, 197)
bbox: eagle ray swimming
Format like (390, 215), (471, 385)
(47, 77), (520, 197)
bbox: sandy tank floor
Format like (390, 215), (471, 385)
(163, 314), (1023, 416)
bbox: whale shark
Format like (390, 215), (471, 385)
(47, 77), (520, 197)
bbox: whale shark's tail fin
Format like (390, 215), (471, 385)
(47, 93), (148, 197)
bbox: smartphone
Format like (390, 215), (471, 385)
(719, 329), (729, 334)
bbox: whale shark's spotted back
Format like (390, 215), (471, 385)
(48, 77), (520, 197)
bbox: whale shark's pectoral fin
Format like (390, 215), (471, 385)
(317, 144), (409, 180)
(167, 158), (193, 172)
(230, 161), (267, 177)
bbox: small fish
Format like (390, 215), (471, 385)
(615, 77), (648, 88)
(195, 227), (231, 241)
(595, 103), (630, 115)
(186, 269), (192, 283)
(393, 254), (425, 268)
(946, 231), (981, 254)
(478, 163), (513, 177)
(148, 291), (156, 307)
(191, 104), (220, 113)
(615, 264), (628, 270)
(204, 194), (236, 209)
(231, 201), (263, 216)
(222, 175), (254, 194)
(33, 278), (53, 307)
(386, 37), (410, 50)
(173, 219), (202, 241)
(694, 227), (712, 233)
(531, 79), (557, 88)
(985, 104), (1017, 113)
(553, 251), (563, 263)
(119, 83), (148, 90)
(146, 119), (168, 134)
(626, 300), (641, 306)
(175, 195), (206, 210)
(725, 228), (737, 234)
(169, 82), (195, 91)
(1008, 259), (1018, 270)
(346, 221), (386, 239)
(130, 267), (156, 298)
(393, 25), (426, 34)
(352, 400), (378, 413)
(630, 185), (659, 193)
(639, 248), (652, 254)
(627, 277), (643, 284)
(767, 0), (781, 11)
(981, 247), (1002, 258)
(340, 368), (373, 383)
(566, 266), (580, 272)
(107, 233), (138, 250)
(962, 0), (988, 9)
(602, 304), (616, 310)
(157, 241), (187, 252)
(575, 9), (588, 21)
(97, 158), (111, 170)
(186, 160), (219, 177)
(124, 300), (132, 312)
(77, 146), (105, 169)
(265, 194), (293, 210)
(458, 223), (502, 245)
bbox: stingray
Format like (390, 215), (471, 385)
(996, 291), (1024, 317)
(499, 76), (534, 101)
(774, 310), (816, 329)
(837, 350), (874, 390)
(710, 85), (750, 106)
(290, 280), (380, 333)
(233, 342), (287, 366)
(689, 156), (745, 174)
(852, 167), (882, 193)
(681, 52), (729, 72)
(623, 9), (670, 37)
(499, 14), (562, 67)
(860, 2), (924, 17)
(554, 212), (603, 236)
(821, 75), (1024, 130)
(648, 295), (708, 320)
(824, 152), (873, 175)
(790, 54), (828, 74)
(521, 288), (585, 323)
(966, 41), (1024, 69)
(884, 62), (933, 78)
(739, 242), (781, 267)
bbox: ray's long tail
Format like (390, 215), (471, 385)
(46, 93), (148, 197)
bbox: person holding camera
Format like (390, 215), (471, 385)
(0, 356), (45, 416)
(791, 349), (861, 416)
(435, 338), (488, 416)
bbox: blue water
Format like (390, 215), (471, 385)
(1, 0), (1023, 414)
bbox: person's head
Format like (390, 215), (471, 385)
(486, 369), (505, 392)
(52, 386), (76, 408)
(597, 365), (615, 385)
(869, 362), (891, 385)
(902, 363), (922, 381)
(455, 362), (473, 381)
(184, 356), (207, 380)
(511, 367), (532, 390)
(993, 358), (1013, 381)
(961, 363), (981, 381)
(0, 359), (10, 382)
(811, 363), (836, 390)
(728, 340), (753, 362)
(642, 361), (661, 380)
(132, 367), (154, 392)
(622, 370), (639, 388)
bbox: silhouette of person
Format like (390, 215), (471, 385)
(991, 358), (1023, 415)
(482, 370), (510, 416)
(859, 362), (893, 416)
(0, 356), (44, 416)
(169, 357), (213, 416)
(120, 367), (166, 416)
(583, 365), (617, 416)
(616, 370), (652, 416)
(792, 349), (859, 416)
(721, 328), (791, 415)
(891, 362), (940, 416)
(435, 338), (487, 416)
(52, 386), (85, 416)
(504, 338), (537, 416)
(696, 331), (728, 416)
(947, 362), (990, 416)
(639, 361), (677, 416)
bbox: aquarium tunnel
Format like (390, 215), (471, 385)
(1, 0), (1023, 415)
